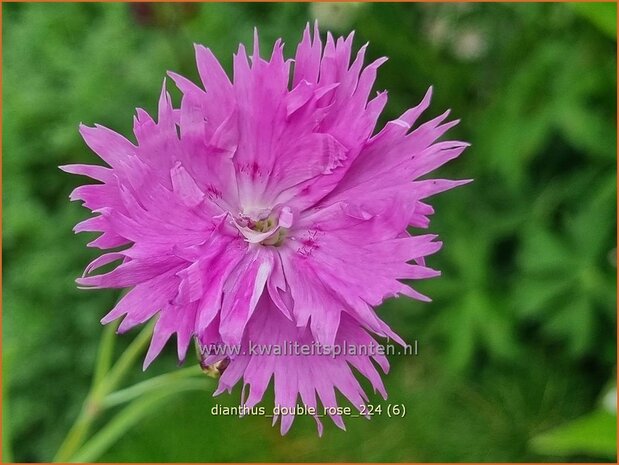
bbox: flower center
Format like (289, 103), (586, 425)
(233, 206), (293, 246)
(251, 216), (276, 233)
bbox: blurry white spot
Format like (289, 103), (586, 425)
(452, 28), (488, 61)
(602, 387), (617, 414)
(425, 18), (451, 47)
(310, 3), (363, 30)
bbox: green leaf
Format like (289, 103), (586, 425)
(571, 3), (617, 39)
(531, 409), (617, 459)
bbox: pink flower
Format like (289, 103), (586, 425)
(63, 24), (469, 434)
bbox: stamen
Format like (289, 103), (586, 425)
(233, 206), (293, 246)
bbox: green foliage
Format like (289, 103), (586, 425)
(531, 384), (617, 460)
(516, 175), (616, 359)
(3, 2), (616, 462)
(532, 409), (617, 459)
(571, 3), (617, 39)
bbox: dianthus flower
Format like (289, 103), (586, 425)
(63, 24), (468, 434)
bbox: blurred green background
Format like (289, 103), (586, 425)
(2, 2), (617, 462)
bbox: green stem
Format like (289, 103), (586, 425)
(92, 319), (119, 387)
(53, 322), (118, 463)
(92, 320), (155, 399)
(52, 398), (97, 463)
(71, 380), (207, 463)
(53, 320), (153, 463)
(101, 365), (202, 408)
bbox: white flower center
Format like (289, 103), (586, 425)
(233, 206), (293, 246)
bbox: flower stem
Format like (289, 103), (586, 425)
(53, 320), (154, 463)
(71, 379), (207, 463)
(101, 365), (202, 409)
(92, 317), (118, 388)
(91, 320), (155, 399)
